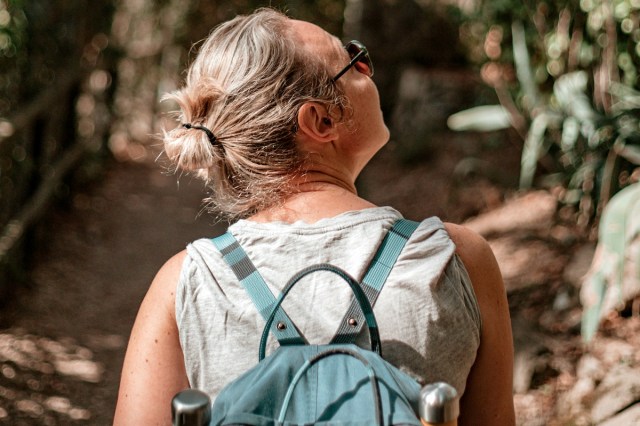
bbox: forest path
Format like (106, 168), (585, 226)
(0, 159), (224, 425)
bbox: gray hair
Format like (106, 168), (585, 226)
(163, 8), (348, 219)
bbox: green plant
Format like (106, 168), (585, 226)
(448, 0), (640, 341)
(581, 181), (640, 341)
(0, 0), (27, 116)
(450, 0), (640, 230)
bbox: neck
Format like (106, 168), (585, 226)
(298, 170), (357, 194)
(247, 171), (376, 224)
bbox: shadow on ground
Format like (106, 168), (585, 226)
(0, 160), (224, 425)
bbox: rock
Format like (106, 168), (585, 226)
(487, 236), (566, 292)
(590, 338), (635, 366)
(563, 244), (596, 289)
(512, 315), (547, 393)
(552, 290), (571, 311)
(513, 393), (555, 426)
(599, 403), (640, 426)
(590, 365), (640, 423)
(513, 349), (537, 394)
(463, 191), (557, 237)
(558, 377), (596, 418)
(556, 353), (604, 419)
(575, 354), (604, 383)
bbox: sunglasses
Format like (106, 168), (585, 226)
(331, 40), (374, 82)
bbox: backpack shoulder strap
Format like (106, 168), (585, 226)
(212, 232), (306, 346)
(331, 218), (420, 344)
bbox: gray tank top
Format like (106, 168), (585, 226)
(176, 207), (481, 401)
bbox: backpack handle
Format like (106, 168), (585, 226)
(278, 347), (383, 426)
(259, 264), (381, 361)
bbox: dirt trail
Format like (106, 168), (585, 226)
(0, 159), (224, 425)
(0, 131), (520, 425)
(1, 132), (609, 425)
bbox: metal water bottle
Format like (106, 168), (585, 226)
(171, 389), (211, 426)
(419, 382), (459, 426)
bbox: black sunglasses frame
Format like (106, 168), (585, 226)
(331, 40), (373, 82)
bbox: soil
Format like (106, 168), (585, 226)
(0, 156), (226, 425)
(0, 129), (632, 425)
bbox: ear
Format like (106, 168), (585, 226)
(296, 102), (337, 143)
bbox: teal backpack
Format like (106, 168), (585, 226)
(207, 219), (424, 425)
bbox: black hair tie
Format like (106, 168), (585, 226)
(182, 123), (217, 145)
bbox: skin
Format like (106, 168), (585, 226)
(114, 18), (515, 426)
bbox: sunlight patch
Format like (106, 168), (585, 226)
(0, 329), (98, 421)
(0, 331), (104, 382)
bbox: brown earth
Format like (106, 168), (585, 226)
(0, 129), (636, 425)
(0, 157), (225, 425)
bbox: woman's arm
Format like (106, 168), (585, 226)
(445, 223), (516, 426)
(114, 251), (190, 425)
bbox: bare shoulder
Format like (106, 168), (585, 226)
(444, 223), (516, 425)
(155, 249), (188, 286)
(442, 221), (507, 330)
(444, 222), (492, 258)
(113, 249), (190, 425)
(147, 250), (188, 318)
(443, 223), (501, 287)
(442, 222), (507, 324)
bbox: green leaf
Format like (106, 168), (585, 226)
(447, 105), (512, 132)
(582, 182), (640, 341)
(512, 20), (539, 110)
(616, 144), (640, 165)
(560, 116), (580, 153)
(582, 271), (607, 342)
(599, 183), (640, 276)
(520, 113), (549, 188)
(553, 71), (597, 136)
(610, 82), (640, 113)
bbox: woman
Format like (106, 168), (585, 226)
(114, 8), (515, 425)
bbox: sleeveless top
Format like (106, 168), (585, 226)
(176, 206), (482, 401)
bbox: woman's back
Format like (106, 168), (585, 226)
(177, 207), (481, 400)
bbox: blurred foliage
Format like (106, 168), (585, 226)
(454, 0), (640, 232)
(248, 0), (346, 34)
(581, 181), (640, 341)
(0, 0), (114, 290)
(1, 0), (346, 258)
(452, 0), (640, 342)
(184, 0), (346, 49)
(0, 0), (27, 116)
